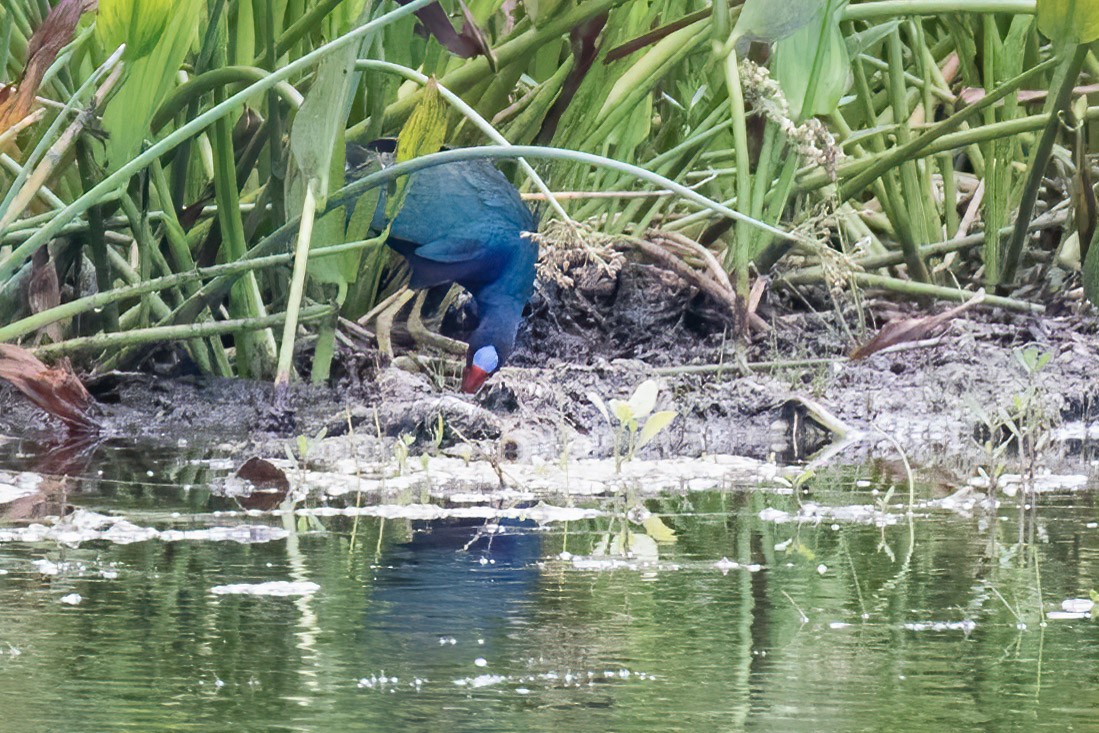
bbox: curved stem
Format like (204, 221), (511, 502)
(327, 145), (798, 244)
(151, 66), (304, 132)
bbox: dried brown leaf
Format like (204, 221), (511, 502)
(0, 344), (97, 432)
(537, 12), (608, 143)
(850, 291), (985, 360)
(0, 0), (97, 135)
(397, 0), (495, 68)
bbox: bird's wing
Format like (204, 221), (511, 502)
(407, 237), (498, 290)
(415, 237), (485, 263)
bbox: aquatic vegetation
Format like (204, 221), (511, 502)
(970, 346), (1055, 495)
(588, 379), (677, 472)
(1, 0), (1098, 385)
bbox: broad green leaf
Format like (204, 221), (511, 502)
(99, 0), (202, 169)
(638, 411), (677, 449)
(230, 0), (255, 67)
(642, 514), (678, 543)
(388, 78), (448, 219)
(289, 39), (360, 210)
(304, 205), (355, 286)
(773, 1), (850, 119)
(97, 0), (172, 60)
(598, 20), (700, 122)
(607, 90), (651, 152)
(346, 187), (382, 242)
(627, 379), (659, 419)
(1037, 0), (1099, 43)
(730, 0), (820, 50)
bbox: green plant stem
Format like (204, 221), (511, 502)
(309, 304), (339, 384)
(74, 138), (117, 332)
(325, 145), (798, 244)
(1000, 44), (1089, 289)
(887, 28), (933, 258)
(778, 211), (1067, 285)
(800, 100), (1099, 193)
(0, 238), (380, 344)
(35, 305), (333, 358)
(0, 0), (439, 285)
(723, 46), (751, 290)
(211, 78), (276, 378)
(842, 0), (1034, 21)
(755, 148), (802, 271)
(117, 192), (166, 324)
(274, 0), (345, 57)
(837, 56), (1058, 202)
(150, 66), (303, 131)
(795, 272), (1042, 313)
(275, 184), (317, 386)
(941, 153), (958, 235)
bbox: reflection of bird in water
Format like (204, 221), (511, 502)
(346, 140), (538, 393)
(367, 518), (542, 649)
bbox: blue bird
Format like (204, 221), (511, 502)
(347, 140), (538, 393)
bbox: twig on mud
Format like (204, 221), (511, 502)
(651, 335), (945, 377)
(652, 357), (836, 375)
(783, 270), (1041, 314)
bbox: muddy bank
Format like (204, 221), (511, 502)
(1, 259), (1098, 469)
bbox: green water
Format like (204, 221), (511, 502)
(0, 445), (1097, 732)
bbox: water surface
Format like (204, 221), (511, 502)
(0, 442), (1097, 732)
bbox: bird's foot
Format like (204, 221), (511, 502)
(408, 290), (467, 356)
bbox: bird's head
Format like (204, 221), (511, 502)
(461, 343), (500, 394)
(460, 301), (521, 394)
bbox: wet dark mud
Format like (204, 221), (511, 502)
(2, 255), (1098, 469)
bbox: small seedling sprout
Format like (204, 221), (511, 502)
(588, 379), (677, 472)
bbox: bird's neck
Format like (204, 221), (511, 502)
(470, 290), (526, 357)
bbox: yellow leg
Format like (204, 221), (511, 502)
(374, 288), (415, 359)
(408, 290), (467, 356)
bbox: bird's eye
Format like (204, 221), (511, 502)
(472, 345), (499, 373)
